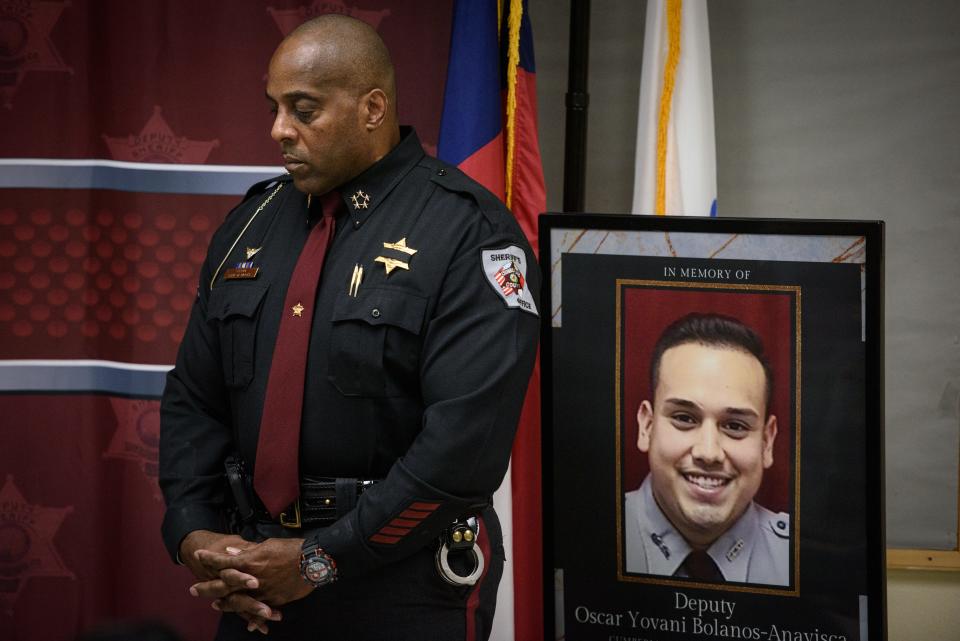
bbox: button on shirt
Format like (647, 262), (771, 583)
(624, 475), (790, 586)
(159, 128), (540, 577)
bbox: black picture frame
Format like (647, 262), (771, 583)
(540, 213), (885, 641)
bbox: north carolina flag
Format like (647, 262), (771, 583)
(438, 2), (546, 640)
(632, 0), (717, 216)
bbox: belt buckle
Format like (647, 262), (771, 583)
(280, 499), (302, 528)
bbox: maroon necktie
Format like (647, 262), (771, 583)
(254, 191), (340, 518)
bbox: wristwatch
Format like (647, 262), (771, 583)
(299, 539), (338, 588)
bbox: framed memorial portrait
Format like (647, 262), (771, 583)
(540, 214), (885, 641)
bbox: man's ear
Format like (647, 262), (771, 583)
(637, 400), (654, 453)
(762, 415), (778, 469)
(361, 88), (388, 131)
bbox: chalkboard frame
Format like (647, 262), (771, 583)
(539, 213), (887, 639)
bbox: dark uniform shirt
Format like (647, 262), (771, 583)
(159, 128), (540, 578)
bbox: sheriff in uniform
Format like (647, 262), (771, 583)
(623, 313), (791, 587)
(159, 15), (538, 641)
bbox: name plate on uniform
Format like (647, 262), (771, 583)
(224, 267), (260, 280)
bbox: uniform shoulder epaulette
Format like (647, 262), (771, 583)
(420, 157), (504, 212)
(243, 173), (292, 203)
(764, 510), (791, 540)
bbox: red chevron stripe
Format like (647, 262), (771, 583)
(378, 526), (411, 536)
(370, 534), (401, 545)
(399, 509), (432, 520)
(390, 518), (419, 528)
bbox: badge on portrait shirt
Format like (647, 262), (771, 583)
(481, 246), (538, 316)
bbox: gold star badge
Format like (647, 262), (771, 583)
(374, 237), (418, 276)
(382, 238), (417, 256)
(245, 246), (262, 259)
(292, 302), (305, 317)
(374, 256), (410, 275)
(350, 190), (370, 209)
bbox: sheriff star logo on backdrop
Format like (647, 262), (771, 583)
(101, 105), (220, 163)
(0, 476), (74, 612)
(103, 398), (163, 501)
(268, 0), (391, 36)
(0, 0), (72, 109)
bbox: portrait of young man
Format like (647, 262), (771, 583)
(623, 312), (791, 586)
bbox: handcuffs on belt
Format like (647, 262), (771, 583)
(435, 515), (485, 586)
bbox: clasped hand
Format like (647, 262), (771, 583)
(181, 531), (313, 635)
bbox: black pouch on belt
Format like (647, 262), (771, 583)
(300, 476), (377, 525)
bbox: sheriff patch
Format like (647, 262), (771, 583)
(481, 246), (538, 316)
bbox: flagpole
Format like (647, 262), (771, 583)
(562, 0), (591, 212)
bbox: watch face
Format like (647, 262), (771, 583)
(305, 559), (331, 584)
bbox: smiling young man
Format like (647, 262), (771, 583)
(159, 14), (539, 640)
(624, 313), (790, 585)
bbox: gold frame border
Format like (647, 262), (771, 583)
(614, 279), (803, 597)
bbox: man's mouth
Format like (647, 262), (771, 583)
(682, 473), (731, 491)
(282, 154), (305, 172)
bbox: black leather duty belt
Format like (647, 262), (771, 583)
(276, 476), (380, 529)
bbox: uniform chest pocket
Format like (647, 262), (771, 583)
(328, 287), (428, 397)
(207, 284), (269, 389)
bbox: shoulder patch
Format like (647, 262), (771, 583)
(481, 246), (538, 316)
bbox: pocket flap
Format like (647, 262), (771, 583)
(332, 287), (428, 335)
(207, 284), (270, 321)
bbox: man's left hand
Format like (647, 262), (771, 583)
(192, 537), (314, 607)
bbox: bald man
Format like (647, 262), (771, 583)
(159, 15), (539, 640)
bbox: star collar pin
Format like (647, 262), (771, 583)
(292, 302), (305, 317)
(350, 190), (370, 210)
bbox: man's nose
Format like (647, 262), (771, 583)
(690, 423), (725, 464)
(271, 110), (295, 144)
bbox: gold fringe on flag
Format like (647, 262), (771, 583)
(504, 0), (523, 208)
(655, 0), (682, 215)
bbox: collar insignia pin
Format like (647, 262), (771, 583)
(726, 539), (745, 562)
(292, 302), (305, 317)
(245, 247), (262, 260)
(650, 532), (671, 559)
(350, 190), (370, 210)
